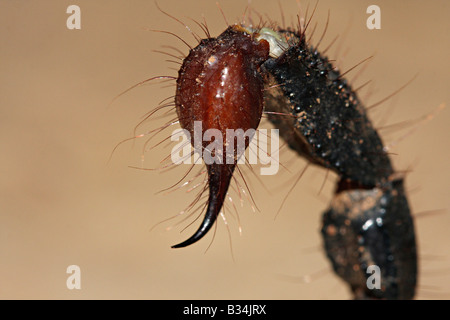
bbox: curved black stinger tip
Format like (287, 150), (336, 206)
(171, 186), (220, 248)
(171, 208), (217, 248)
(171, 164), (234, 249)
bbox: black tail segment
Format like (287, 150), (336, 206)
(171, 163), (235, 248)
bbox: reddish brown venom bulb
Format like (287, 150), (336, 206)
(172, 25), (270, 248)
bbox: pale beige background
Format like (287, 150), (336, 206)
(1, 0), (449, 299)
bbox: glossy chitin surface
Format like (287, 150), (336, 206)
(173, 25), (269, 248)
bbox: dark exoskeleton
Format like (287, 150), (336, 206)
(261, 29), (417, 300)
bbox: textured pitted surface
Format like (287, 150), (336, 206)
(261, 28), (416, 299)
(322, 179), (417, 299)
(262, 30), (393, 187)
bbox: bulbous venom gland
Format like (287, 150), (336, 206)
(172, 25), (270, 248)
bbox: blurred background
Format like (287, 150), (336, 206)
(1, 0), (449, 299)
